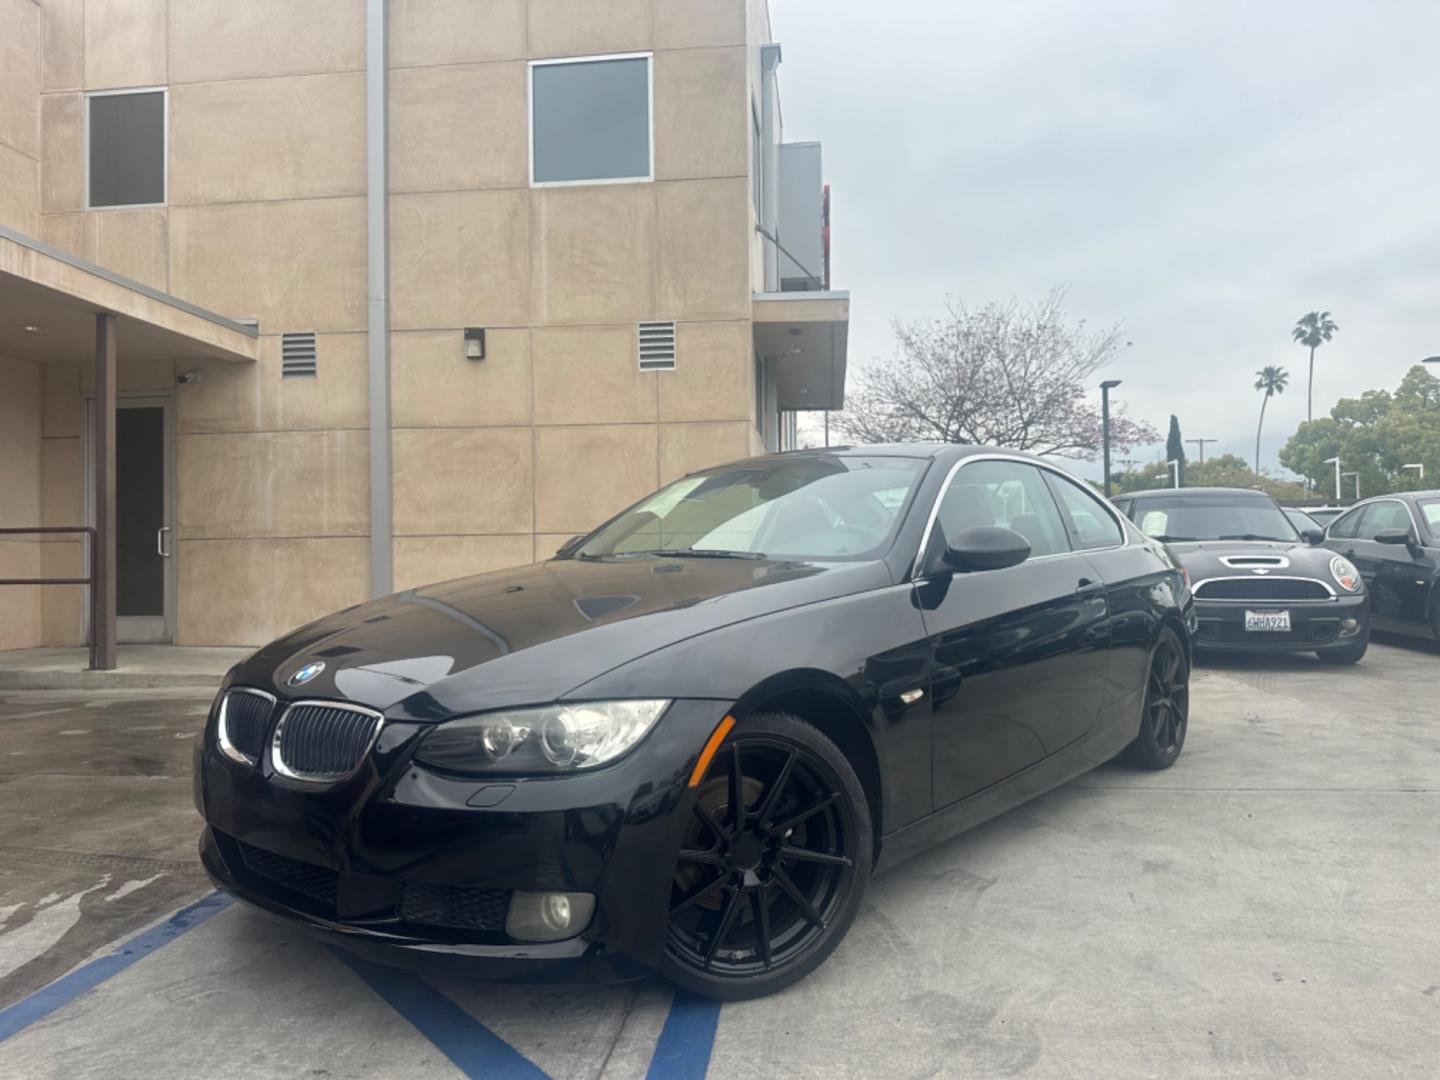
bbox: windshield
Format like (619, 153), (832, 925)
(574, 456), (927, 561)
(1127, 492), (1300, 542)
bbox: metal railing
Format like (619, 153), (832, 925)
(0, 526), (102, 669)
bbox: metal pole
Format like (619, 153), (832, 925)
(1185, 437), (1215, 482)
(365, 0), (393, 597)
(93, 314), (117, 670)
(1168, 459), (1180, 489)
(1101, 385), (1114, 497)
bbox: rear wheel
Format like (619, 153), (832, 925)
(1124, 626), (1189, 770)
(662, 712), (871, 1001)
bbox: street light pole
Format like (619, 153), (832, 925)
(1167, 459), (1181, 489)
(1324, 455), (1342, 502)
(1342, 471), (1360, 501)
(1100, 379), (1122, 497)
(1185, 437), (1216, 483)
(1402, 463), (1425, 480)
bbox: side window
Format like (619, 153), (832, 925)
(934, 461), (1070, 558)
(1363, 501), (1413, 537)
(1327, 507), (1365, 539)
(1047, 473), (1125, 549)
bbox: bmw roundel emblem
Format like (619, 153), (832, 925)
(287, 661), (326, 687)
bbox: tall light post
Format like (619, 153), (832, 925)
(1167, 459), (1181, 488)
(1342, 471), (1360, 501)
(1324, 455), (1342, 502)
(1100, 379), (1122, 497)
(1402, 463), (1425, 480)
(1185, 437), (1216, 483)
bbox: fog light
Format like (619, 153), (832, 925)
(505, 890), (595, 942)
(1341, 618), (1359, 635)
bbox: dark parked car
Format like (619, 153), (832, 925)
(196, 445), (1193, 1000)
(1322, 491), (1440, 643)
(1113, 487), (1368, 663)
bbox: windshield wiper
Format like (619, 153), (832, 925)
(617, 548), (768, 560)
(1218, 534), (1288, 542)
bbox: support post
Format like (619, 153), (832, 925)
(365, 0), (393, 597)
(92, 314), (117, 670)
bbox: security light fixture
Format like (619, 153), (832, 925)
(464, 327), (486, 361)
(176, 369), (202, 385)
(23, 325), (40, 332)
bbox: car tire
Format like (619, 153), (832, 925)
(1123, 625), (1189, 770)
(1317, 634), (1368, 665)
(661, 711), (872, 1001)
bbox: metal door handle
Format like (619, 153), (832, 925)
(157, 525), (172, 557)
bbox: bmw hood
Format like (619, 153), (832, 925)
(1166, 540), (1354, 592)
(227, 556), (891, 717)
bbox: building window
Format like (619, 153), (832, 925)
(530, 54), (652, 185)
(751, 101), (763, 215)
(87, 89), (166, 208)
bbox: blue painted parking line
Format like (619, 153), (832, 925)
(328, 947), (549, 1078)
(0, 890), (234, 1044)
(645, 991), (722, 1080)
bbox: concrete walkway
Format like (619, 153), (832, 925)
(0, 646), (250, 689)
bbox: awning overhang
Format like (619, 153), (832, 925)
(753, 290), (849, 411)
(0, 224), (258, 365)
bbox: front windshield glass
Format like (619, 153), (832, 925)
(1127, 492), (1300, 542)
(574, 456), (928, 560)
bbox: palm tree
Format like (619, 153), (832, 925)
(1291, 311), (1338, 424)
(1254, 365), (1289, 473)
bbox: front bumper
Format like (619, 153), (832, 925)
(195, 696), (731, 983)
(1191, 592), (1367, 652)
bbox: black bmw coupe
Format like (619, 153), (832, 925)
(196, 445), (1193, 1000)
(1113, 487), (1369, 663)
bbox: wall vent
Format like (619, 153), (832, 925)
(638, 321), (676, 371)
(281, 332), (318, 378)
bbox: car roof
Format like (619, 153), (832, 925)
(1122, 487), (1280, 500)
(712, 443), (1056, 468)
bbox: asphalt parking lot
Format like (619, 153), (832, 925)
(0, 637), (1437, 1079)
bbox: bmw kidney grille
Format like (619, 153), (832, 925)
(271, 702), (384, 782)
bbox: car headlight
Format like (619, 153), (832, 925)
(1330, 555), (1361, 592)
(414, 700), (670, 775)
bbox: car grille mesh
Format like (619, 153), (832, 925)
(222, 691), (274, 763)
(1195, 578), (1331, 601)
(399, 883), (511, 931)
(238, 841), (338, 906)
(274, 704), (381, 781)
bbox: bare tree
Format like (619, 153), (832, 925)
(834, 289), (1156, 458)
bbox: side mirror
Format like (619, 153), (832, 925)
(1300, 527), (1325, 545)
(942, 526), (1031, 573)
(1375, 528), (1412, 546)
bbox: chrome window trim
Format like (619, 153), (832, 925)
(269, 699), (386, 784)
(1191, 574), (1337, 602)
(909, 453), (1129, 580)
(1325, 497), (1421, 542)
(217, 687), (277, 767)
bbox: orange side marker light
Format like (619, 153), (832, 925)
(687, 715), (736, 787)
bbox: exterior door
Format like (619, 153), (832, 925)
(89, 398), (174, 643)
(1329, 501), (1412, 625)
(919, 459), (1111, 810)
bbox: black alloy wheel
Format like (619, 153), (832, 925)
(662, 712), (871, 1000)
(1125, 626), (1190, 769)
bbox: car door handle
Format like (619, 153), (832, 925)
(1076, 577), (1104, 597)
(157, 525), (172, 558)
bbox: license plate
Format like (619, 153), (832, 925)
(1245, 610), (1291, 632)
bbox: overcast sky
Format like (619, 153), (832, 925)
(770, 1), (1440, 475)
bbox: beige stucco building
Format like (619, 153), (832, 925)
(0, 0), (848, 656)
